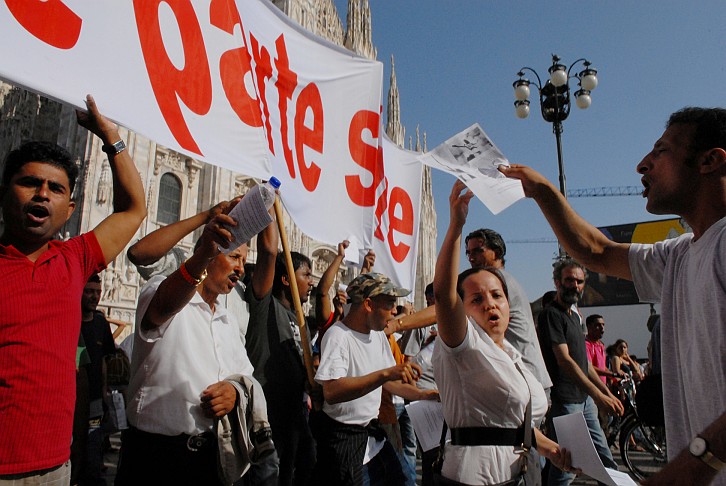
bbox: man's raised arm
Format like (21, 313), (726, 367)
(501, 164), (632, 280)
(249, 206), (278, 299)
(79, 95), (146, 265)
(127, 200), (234, 266)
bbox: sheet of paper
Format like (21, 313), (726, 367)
(607, 469), (639, 486)
(418, 123), (524, 214)
(344, 235), (362, 265)
(553, 412), (636, 486)
(405, 400), (449, 452)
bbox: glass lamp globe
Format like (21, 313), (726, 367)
(580, 69), (598, 90)
(515, 100), (530, 119)
(549, 66), (568, 87)
(574, 90), (592, 109)
(513, 80), (530, 101)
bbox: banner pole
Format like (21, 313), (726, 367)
(273, 197), (318, 395)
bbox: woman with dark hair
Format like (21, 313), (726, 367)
(610, 339), (644, 383)
(431, 181), (573, 485)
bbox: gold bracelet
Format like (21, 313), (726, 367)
(179, 261), (207, 286)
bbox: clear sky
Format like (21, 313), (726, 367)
(333, 0), (725, 300)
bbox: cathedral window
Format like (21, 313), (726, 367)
(157, 172), (182, 224)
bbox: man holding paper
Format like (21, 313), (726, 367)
(503, 106), (726, 485)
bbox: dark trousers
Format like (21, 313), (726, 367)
(115, 426), (223, 486)
(270, 402), (316, 486)
(362, 441), (406, 486)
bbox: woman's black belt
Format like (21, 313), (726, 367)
(450, 426), (536, 448)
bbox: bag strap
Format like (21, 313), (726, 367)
(514, 362), (533, 452)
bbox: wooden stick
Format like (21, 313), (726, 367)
(273, 197), (317, 389)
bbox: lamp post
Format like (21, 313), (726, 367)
(513, 55), (598, 257)
(512, 54), (599, 198)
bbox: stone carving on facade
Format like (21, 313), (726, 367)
(154, 149), (185, 175)
(185, 157), (203, 189)
(96, 161), (112, 205)
(235, 176), (257, 196)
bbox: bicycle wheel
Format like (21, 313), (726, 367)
(619, 417), (667, 480)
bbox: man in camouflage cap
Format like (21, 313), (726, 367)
(345, 272), (411, 305)
(311, 272), (435, 485)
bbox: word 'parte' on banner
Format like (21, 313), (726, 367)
(134, 0), (323, 194)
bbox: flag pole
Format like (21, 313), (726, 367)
(273, 197), (319, 397)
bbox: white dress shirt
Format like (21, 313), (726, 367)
(126, 276), (254, 436)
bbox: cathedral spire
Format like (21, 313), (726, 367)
(386, 55), (405, 147)
(344, 0), (376, 60)
(415, 125), (421, 152)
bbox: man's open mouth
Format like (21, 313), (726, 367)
(641, 179), (650, 198)
(27, 205), (50, 222)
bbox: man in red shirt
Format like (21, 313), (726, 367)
(0, 95), (146, 484)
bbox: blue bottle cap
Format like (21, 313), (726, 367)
(269, 176), (281, 189)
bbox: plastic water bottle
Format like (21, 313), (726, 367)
(221, 177), (281, 253)
(258, 177), (281, 209)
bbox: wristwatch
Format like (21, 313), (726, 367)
(689, 436), (726, 471)
(102, 139), (126, 156)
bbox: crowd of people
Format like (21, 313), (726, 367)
(0, 95), (724, 486)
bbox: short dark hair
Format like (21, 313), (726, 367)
(552, 257), (587, 282)
(586, 314), (603, 327)
(424, 282), (434, 297)
(667, 107), (726, 157)
(87, 273), (101, 284)
(541, 290), (557, 308)
(273, 251), (312, 296)
(2, 141), (79, 194)
(465, 228), (506, 265)
(456, 266), (509, 302)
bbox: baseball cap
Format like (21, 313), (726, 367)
(346, 272), (410, 303)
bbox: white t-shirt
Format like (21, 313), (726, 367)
(629, 216), (726, 481)
(127, 276), (255, 436)
(315, 322), (395, 425)
(315, 322), (395, 463)
(432, 319), (547, 486)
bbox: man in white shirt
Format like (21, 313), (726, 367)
(311, 272), (436, 485)
(503, 107), (726, 486)
(117, 207), (269, 485)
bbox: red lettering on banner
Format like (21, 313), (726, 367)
(249, 34), (274, 154)
(5, 0), (82, 49)
(295, 84), (323, 191)
(134, 0), (212, 155)
(275, 36), (298, 178)
(346, 110), (383, 207)
(387, 186), (414, 262)
(210, 0), (262, 128)
(373, 175), (387, 240)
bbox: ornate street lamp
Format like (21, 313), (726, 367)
(513, 54), (599, 199)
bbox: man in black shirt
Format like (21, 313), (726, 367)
(538, 259), (623, 485)
(80, 273), (116, 485)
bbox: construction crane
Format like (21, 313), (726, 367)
(566, 186), (642, 198)
(508, 185), (642, 244)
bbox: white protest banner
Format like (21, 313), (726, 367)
(420, 123), (524, 214)
(238, 0), (383, 249)
(0, 0), (383, 250)
(0, 0), (270, 178)
(370, 134), (422, 300)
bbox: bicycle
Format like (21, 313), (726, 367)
(608, 374), (668, 480)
